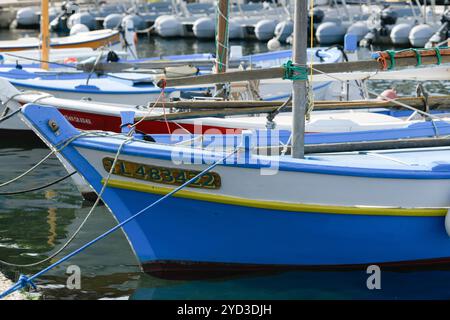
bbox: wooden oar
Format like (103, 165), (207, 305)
(136, 107), (281, 121)
(138, 95), (450, 111)
(135, 95), (450, 121)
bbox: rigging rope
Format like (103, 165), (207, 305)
(0, 109), (20, 124)
(86, 46), (105, 86)
(306, 0), (315, 121)
(0, 91), (50, 119)
(133, 81), (191, 135)
(266, 95), (292, 129)
(0, 150), (55, 188)
(0, 171), (75, 196)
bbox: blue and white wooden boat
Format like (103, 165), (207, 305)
(0, 69), (209, 105)
(20, 103), (450, 278)
(0, 48), (342, 104)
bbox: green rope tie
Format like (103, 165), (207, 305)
(386, 50), (396, 70)
(434, 47), (442, 65)
(282, 60), (308, 81)
(385, 47), (445, 70)
(412, 48), (422, 66)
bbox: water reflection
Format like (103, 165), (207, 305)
(131, 269), (450, 300)
(0, 143), (140, 299)
(46, 208), (57, 247)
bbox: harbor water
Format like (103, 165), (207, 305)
(2, 30), (450, 300)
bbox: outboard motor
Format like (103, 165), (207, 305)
(106, 50), (120, 63)
(426, 9), (450, 47)
(309, 8), (324, 24)
(360, 7), (397, 47)
(359, 29), (376, 47)
(50, 1), (79, 33)
(380, 8), (398, 27)
(379, 7), (397, 36)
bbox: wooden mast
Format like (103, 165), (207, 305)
(291, 0), (308, 158)
(214, 0), (229, 98)
(41, 0), (50, 70)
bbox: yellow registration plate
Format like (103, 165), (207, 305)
(102, 157), (221, 189)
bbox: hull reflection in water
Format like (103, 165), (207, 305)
(130, 270), (450, 300)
